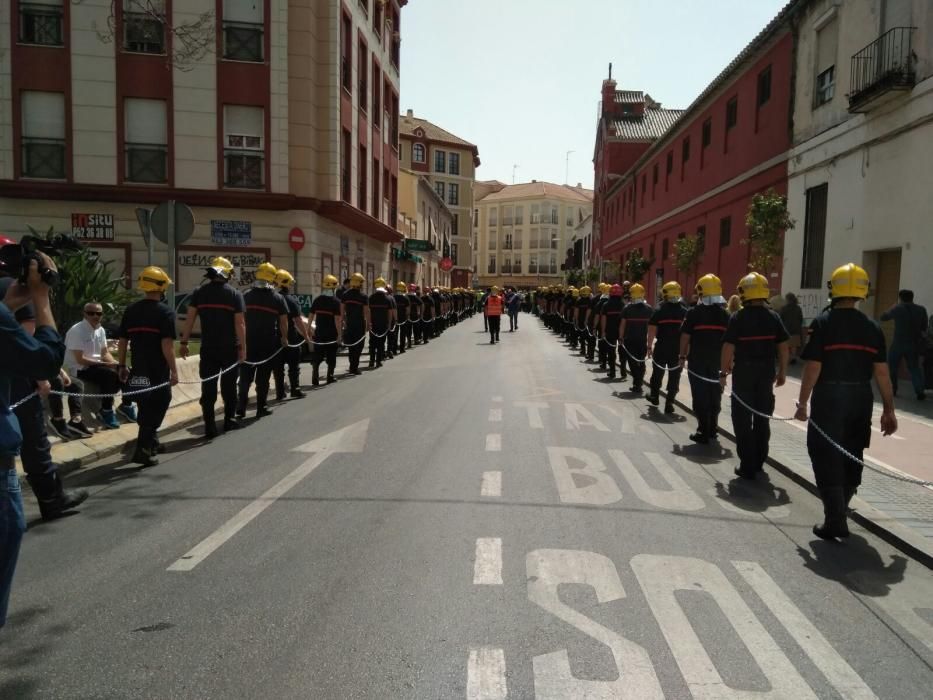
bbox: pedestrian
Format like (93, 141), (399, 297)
(507, 288), (522, 331)
(680, 274), (730, 443)
(721, 273), (789, 478)
(1, 248), (69, 628)
(595, 283), (611, 368)
(46, 369), (92, 440)
(646, 281), (687, 414)
(727, 294), (742, 316)
(272, 269), (308, 400)
(420, 286), (435, 344)
(619, 283), (653, 393)
(237, 262), (288, 420)
(368, 278), (394, 368)
(341, 272), (369, 374)
(485, 286), (503, 344)
(600, 284), (624, 380)
(116, 266), (178, 467)
(309, 275), (342, 385)
(64, 301), (137, 429)
(778, 292), (805, 364)
(179, 256), (246, 438)
(575, 286), (591, 353)
(392, 281), (410, 355)
(881, 289), (928, 400)
(794, 263), (898, 539)
(406, 284), (421, 348)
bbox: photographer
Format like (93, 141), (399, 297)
(0, 250), (68, 628)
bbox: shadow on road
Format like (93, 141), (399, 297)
(796, 534), (908, 597)
(713, 476), (791, 514)
(673, 441), (733, 464)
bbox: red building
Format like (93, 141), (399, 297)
(594, 5), (799, 301)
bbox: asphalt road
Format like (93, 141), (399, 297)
(3, 314), (933, 699)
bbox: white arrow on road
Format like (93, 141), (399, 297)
(167, 419), (370, 572)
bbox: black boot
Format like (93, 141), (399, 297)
(843, 485), (858, 511)
(131, 445), (159, 467)
(813, 487), (850, 539)
(203, 409), (218, 439)
(290, 388), (306, 399)
(312, 365), (320, 387)
(326, 370), (336, 384)
(223, 415), (241, 432)
(664, 401), (675, 415)
(647, 392), (660, 406)
(29, 473), (89, 521)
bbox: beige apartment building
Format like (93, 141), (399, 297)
(0, 0), (406, 304)
(398, 110), (479, 288)
(397, 168), (452, 290)
(474, 181), (593, 289)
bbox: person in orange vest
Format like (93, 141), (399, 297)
(484, 286), (504, 344)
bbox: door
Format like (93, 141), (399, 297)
(874, 248), (902, 349)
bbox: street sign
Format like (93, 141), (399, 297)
(151, 201), (195, 244)
(405, 238), (434, 252)
(289, 227), (306, 251)
(440, 257), (453, 272)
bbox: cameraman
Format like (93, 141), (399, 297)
(0, 251), (67, 628)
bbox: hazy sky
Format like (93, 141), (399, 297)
(400, 0), (788, 188)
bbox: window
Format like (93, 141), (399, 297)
(358, 0), (368, 15)
(449, 152), (460, 175)
(372, 61), (381, 117)
(726, 97), (738, 130)
(21, 91), (66, 179)
(448, 183), (459, 206)
(434, 181), (445, 200)
(373, 0), (382, 35)
(225, 105), (264, 188)
(530, 204), (541, 224)
(473, 208), (479, 227)
(662, 238), (669, 261)
(566, 207), (574, 226)
(503, 205), (513, 226)
(19, 0), (64, 46)
(550, 230), (558, 249)
(372, 156), (380, 217)
(341, 12), (352, 92)
(223, 0), (264, 62)
(358, 39), (368, 111)
(503, 233), (513, 250)
(434, 149), (446, 173)
(124, 0), (165, 54)
(550, 205), (559, 225)
(513, 229), (522, 249)
(502, 255), (511, 274)
(652, 163), (658, 197)
(665, 151), (673, 190)
(412, 143), (425, 163)
(487, 230), (496, 250)
(702, 119), (712, 148)
(340, 128), (351, 200)
(513, 255), (522, 274)
(487, 255), (496, 274)
(696, 225), (706, 251)
(681, 137), (690, 165)
(124, 98), (167, 183)
(489, 208), (498, 227)
(640, 174), (646, 207)
(814, 19), (838, 108)
(514, 205), (524, 225)
(719, 216), (731, 248)
(358, 145), (367, 210)
(757, 65), (772, 107)
(529, 253), (538, 274)
(815, 66), (835, 106)
(451, 243), (459, 264)
(549, 253), (557, 274)
(529, 228), (539, 248)
(801, 184), (828, 288)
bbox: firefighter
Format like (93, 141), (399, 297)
(406, 284), (421, 348)
(368, 277), (394, 368)
(341, 272), (369, 375)
(585, 284), (600, 360)
(392, 281), (410, 354)
(272, 269), (308, 400)
(309, 274), (342, 385)
(680, 274), (730, 443)
(595, 283), (611, 368)
(420, 285), (435, 343)
(721, 272), (789, 477)
(646, 281), (687, 414)
(576, 286), (592, 357)
(237, 262), (288, 419)
(794, 263), (897, 539)
(600, 284), (624, 379)
(619, 283), (653, 393)
(179, 256), (246, 437)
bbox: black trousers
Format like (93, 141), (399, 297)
(488, 315), (501, 341)
(731, 362), (776, 473)
(687, 359), (722, 436)
(807, 383), (873, 491)
(403, 320), (415, 348)
(388, 324), (398, 353)
(135, 380), (171, 453)
(622, 337), (647, 388)
(12, 388), (54, 479)
(47, 374), (82, 419)
(585, 329), (596, 358)
(346, 328), (366, 371)
(370, 329), (387, 364)
(605, 336), (619, 375)
(76, 365), (129, 411)
(649, 351), (682, 401)
(238, 353), (275, 413)
(200, 346), (239, 419)
(273, 345), (302, 395)
(508, 312), (518, 331)
(312, 342), (338, 374)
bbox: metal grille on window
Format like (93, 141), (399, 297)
(125, 98), (167, 183)
(21, 91), (66, 179)
(19, 2), (64, 46)
(124, 1), (165, 54)
(225, 105), (265, 189)
(223, 0), (264, 61)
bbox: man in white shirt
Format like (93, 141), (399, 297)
(64, 302), (135, 429)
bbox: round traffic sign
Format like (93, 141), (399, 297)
(289, 227), (305, 252)
(440, 257), (453, 272)
(150, 201), (195, 245)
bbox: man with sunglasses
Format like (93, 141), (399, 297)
(64, 303), (136, 430)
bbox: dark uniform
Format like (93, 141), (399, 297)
(419, 292), (434, 344)
(620, 301), (653, 392)
(341, 287), (368, 373)
(406, 291), (421, 348)
(648, 301), (687, 409)
(432, 290), (443, 336)
(681, 304), (730, 440)
(393, 290), (410, 354)
(237, 286), (287, 417)
(310, 294), (341, 383)
(576, 295), (591, 355)
(601, 296), (624, 378)
(273, 289), (304, 399)
(595, 294), (610, 368)
(188, 279), (245, 431)
(385, 292), (398, 358)
(118, 298), (176, 458)
(585, 293), (600, 360)
(724, 305), (789, 474)
(368, 290), (392, 367)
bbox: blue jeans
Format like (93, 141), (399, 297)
(0, 466), (26, 628)
(888, 342), (925, 396)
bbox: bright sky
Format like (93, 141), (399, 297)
(400, 0), (789, 188)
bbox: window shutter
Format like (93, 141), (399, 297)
(224, 105), (264, 142)
(22, 91), (65, 139)
(125, 98), (167, 144)
(816, 20), (838, 74)
(223, 0), (263, 24)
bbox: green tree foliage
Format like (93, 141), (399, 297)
(744, 189), (794, 276)
(671, 234), (704, 278)
(623, 250), (653, 282)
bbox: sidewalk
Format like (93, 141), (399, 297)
(669, 363), (933, 566)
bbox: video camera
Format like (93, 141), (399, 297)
(0, 233), (83, 286)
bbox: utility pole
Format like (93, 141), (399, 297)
(565, 150), (575, 185)
(512, 164), (519, 184)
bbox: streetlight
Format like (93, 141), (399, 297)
(565, 150), (575, 185)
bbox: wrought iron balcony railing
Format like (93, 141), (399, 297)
(223, 21), (264, 62)
(126, 143), (168, 184)
(849, 27), (916, 111)
(22, 137), (65, 179)
(225, 150), (264, 189)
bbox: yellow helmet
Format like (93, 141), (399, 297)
(350, 272), (365, 288)
(323, 274), (339, 289)
(256, 261), (279, 284)
(629, 283), (646, 300)
(571, 288), (580, 297)
(275, 269), (295, 288)
(137, 265), (172, 293)
(661, 281), (682, 302)
(599, 282), (610, 294)
(829, 263), (870, 299)
(695, 273), (723, 298)
(579, 285), (592, 296)
(737, 272), (770, 302)
(492, 285), (500, 293)
(374, 276), (387, 288)
(207, 256), (234, 280)
(395, 281), (407, 292)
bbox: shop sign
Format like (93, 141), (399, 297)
(210, 219), (252, 246)
(71, 213), (114, 241)
(295, 294), (313, 315)
(405, 238), (435, 252)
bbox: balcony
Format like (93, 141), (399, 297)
(848, 27), (916, 113)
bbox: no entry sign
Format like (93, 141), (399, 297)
(440, 257), (454, 272)
(288, 227), (305, 252)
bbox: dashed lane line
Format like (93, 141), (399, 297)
(488, 408), (503, 422)
(467, 647), (508, 699)
(481, 471), (502, 498)
(485, 433), (502, 452)
(474, 538), (503, 585)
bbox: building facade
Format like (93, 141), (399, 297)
(0, 0), (406, 304)
(781, 0), (933, 333)
(398, 110), (479, 289)
(474, 181), (593, 290)
(594, 6), (797, 301)
(397, 167), (452, 290)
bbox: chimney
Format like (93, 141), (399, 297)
(576, 182), (582, 188)
(532, 179), (537, 183)
(406, 109), (414, 117)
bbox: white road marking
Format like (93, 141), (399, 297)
(514, 401), (548, 429)
(485, 433), (502, 451)
(168, 420), (369, 572)
(609, 450), (704, 511)
(474, 538), (503, 585)
(564, 402), (611, 432)
(547, 447), (623, 505)
(488, 407), (502, 422)
(481, 471), (502, 498)
(734, 561), (878, 699)
(492, 395), (503, 402)
(599, 403), (636, 434)
(467, 647), (508, 699)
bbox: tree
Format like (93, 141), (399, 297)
(74, 0), (215, 71)
(744, 188), (794, 276)
(671, 234), (703, 282)
(623, 250), (653, 283)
